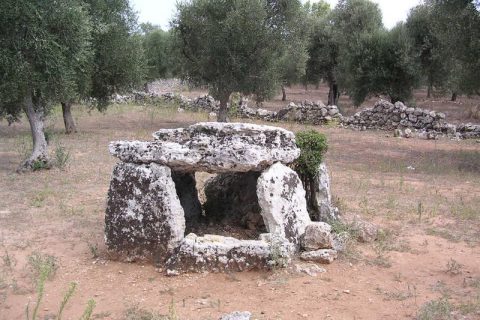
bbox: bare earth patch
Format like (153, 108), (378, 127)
(0, 96), (479, 319)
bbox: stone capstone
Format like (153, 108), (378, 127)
(109, 122), (300, 173)
(105, 162), (185, 262)
(301, 222), (333, 251)
(165, 233), (292, 273)
(257, 163), (312, 247)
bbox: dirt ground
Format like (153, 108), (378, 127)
(0, 91), (480, 319)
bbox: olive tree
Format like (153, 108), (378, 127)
(406, 5), (449, 98)
(61, 0), (145, 134)
(344, 24), (419, 105)
(173, 0), (304, 121)
(0, 0), (92, 170)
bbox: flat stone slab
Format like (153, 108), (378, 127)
(300, 249), (338, 264)
(165, 233), (292, 273)
(109, 122), (300, 173)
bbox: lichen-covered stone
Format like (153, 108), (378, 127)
(105, 163), (185, 262)
(300, 249), (338, 264)
(220, 311), (252, 320)
(301, 222), (333, 251)
(257, 163), (311, 247)
(171, 171), (202, 228)
(109, 122), (300, 173)
(312, 163), (336, 221)
(165, 233), (291, 273)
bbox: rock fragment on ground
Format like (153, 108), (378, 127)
(301, 222), (334, 251)
(300, 249), (338, 264)
(219, 311), (252, 320)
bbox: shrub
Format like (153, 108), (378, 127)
(294, 130), (328, 215)
(294, 130), (328, 177)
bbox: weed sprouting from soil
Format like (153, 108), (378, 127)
(416, 297), (453, 320)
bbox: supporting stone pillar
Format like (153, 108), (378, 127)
(171, 171), (202, 228)
(105, 163), (185, 263)
(256, 163), (311, 248)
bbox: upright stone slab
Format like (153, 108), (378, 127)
(312, 163), (336, 221)
(105, 162), (185, 262)
(171, 171), (202, 228)
(256, 163), (311, 247)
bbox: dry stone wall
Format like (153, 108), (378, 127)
(112, 91), (479, 139)
(238, 100), (342, 124)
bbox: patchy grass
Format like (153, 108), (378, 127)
(416, 297), (453, 320)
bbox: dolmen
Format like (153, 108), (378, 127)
(105, 122), (337, 274)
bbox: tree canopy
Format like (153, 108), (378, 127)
(173, 0), (306, 121)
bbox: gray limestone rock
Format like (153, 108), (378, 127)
(109, 122), (300, 173)
(300, 249), (338, 264)
(301, 222), (333, 251)
(105, 163), (185, 262)
(256, 163), (312, 247)
(312, 163), (336, 221)
(171, 171), (202, 228)
(165, 234), (291, 273)
(355, 220), (379, 243)
(220, 311), (252, 320)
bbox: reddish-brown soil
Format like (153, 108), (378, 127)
(0, 90), (479, 319)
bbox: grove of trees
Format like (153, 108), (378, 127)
(1, 0), (480, 170)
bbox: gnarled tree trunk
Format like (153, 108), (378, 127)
(18, 95), (50, 172)
(327, 80), (338, 106)
(61, 102), (77, 134)
(427, 84), (432, 98)
(217, 92), (231, 123)
(281, 85), (287, 101)
(451, 92), (457, 101)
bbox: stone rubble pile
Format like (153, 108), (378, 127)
(111, 91), (219, 112)
(456, 123), (480, 139)
(105, 122), (339, 274)
(238, 100), (342, 124)
(342, 100), (452, 137)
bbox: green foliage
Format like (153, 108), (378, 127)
(27, 252), (57, 280)
(417, 297), (453, 320)
(141, 25), (177, 81)
(57, 282), (77, 320)
(343, 25), (420, 105)
(173, 0), (305, 108)
(424, 0), (480, 96)
(55, 145), (71, 170)
(294, 130), (328, 177)
(406, 4), (449, 95)
(85, 0), (145, 109)
(0, 0), (92, 121)
(123, 304), (175, 320)
(79, 299), (96, 320)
